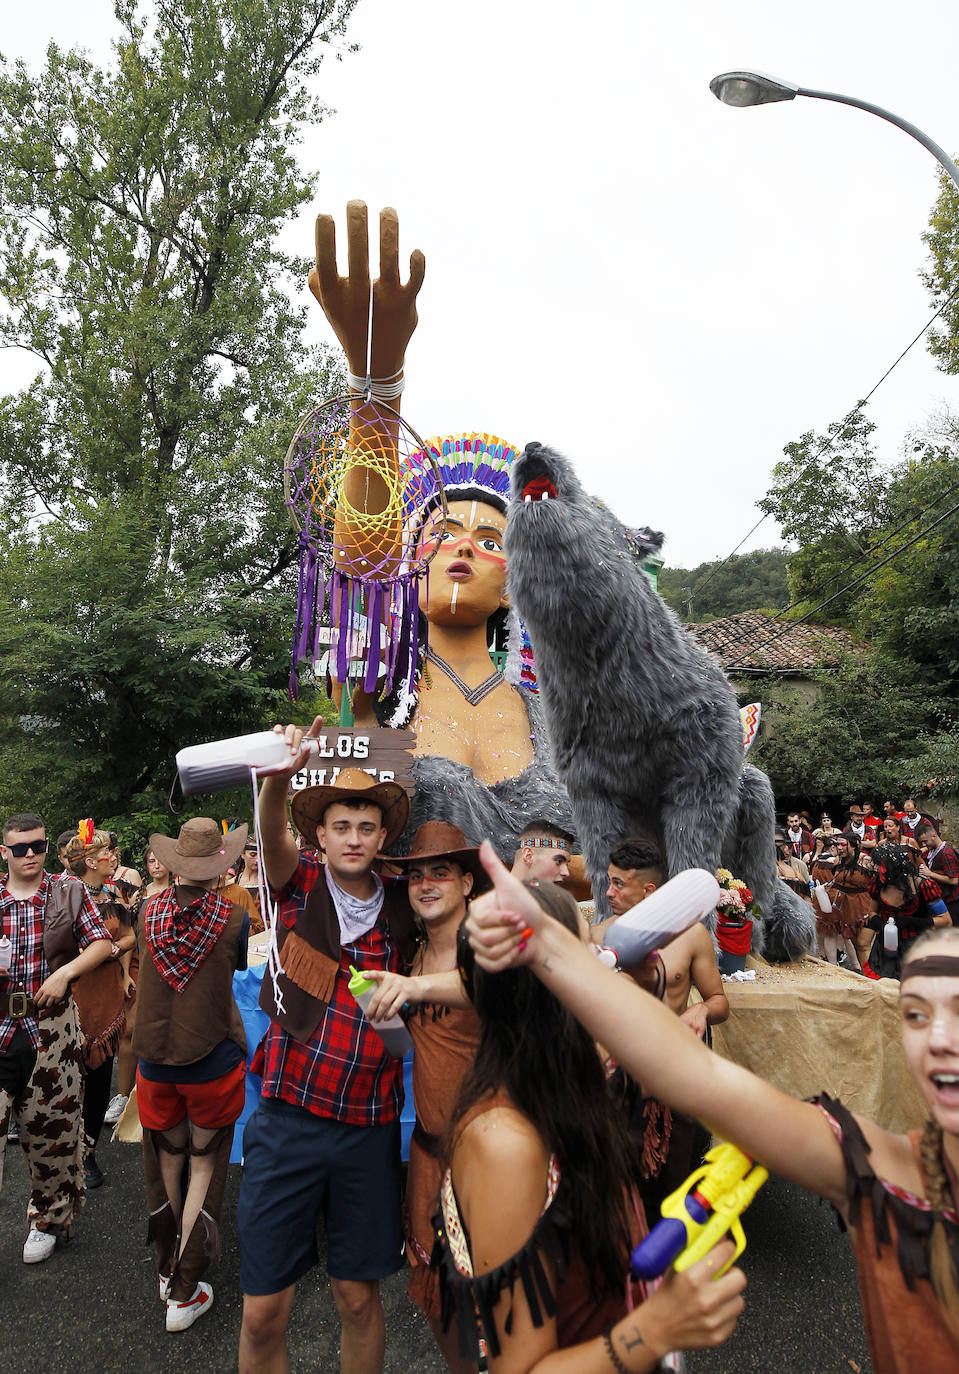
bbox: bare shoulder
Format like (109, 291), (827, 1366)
(456, 1105), (549, 1176)
(688, 921), (719, 957)
(453, 1106), (552, 1275)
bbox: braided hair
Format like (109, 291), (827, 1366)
(904, 928), (959, 1335)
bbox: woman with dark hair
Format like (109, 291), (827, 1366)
(810, 832), (875, 972)
(434, 881), (745, 1371)
(466, 848), (959, 1373)
(882, 816), (920, 867)
(866, 843), (950, 979)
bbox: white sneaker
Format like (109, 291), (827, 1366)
(159, 1273), (172, 1300)
(166, 1281), (213, 1332)
(23, 1227), (57, 1264)
(103, 1093), (129, 1124)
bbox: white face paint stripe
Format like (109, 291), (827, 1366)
(469, 501), (477, 528)
(450, 582), (458, 613)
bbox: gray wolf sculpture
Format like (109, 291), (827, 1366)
(505, 441), (814, 958)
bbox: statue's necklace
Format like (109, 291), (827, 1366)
(425, 646), (504, 707)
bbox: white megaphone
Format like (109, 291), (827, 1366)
(602, 869), (721, 966)
(176, 730), (331, 797)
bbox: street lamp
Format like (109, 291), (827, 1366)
(709, 69), (959, 192)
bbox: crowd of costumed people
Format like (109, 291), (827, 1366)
(1, 204), (956, 1374)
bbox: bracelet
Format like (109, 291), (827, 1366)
(603, 1322), (630, 1374)
(345, 367), (405, 401)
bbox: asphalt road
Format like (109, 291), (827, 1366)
(0, 1130), (872, 1374)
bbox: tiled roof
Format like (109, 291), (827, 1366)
(687, 611), (864, 673)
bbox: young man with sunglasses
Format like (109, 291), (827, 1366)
(0, 812), (112, 1263)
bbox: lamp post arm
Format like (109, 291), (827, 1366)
(797, 86), (959, 191)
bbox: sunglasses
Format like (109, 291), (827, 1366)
(5, 839), (49, 857)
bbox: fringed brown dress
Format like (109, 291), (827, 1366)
(405, 1001), (481, 1321)
(817, 1094), (959, 1373)
(433, 1091), (647, 1363)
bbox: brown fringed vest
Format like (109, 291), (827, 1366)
(258, 873), (416, 1044)
(134, 903), (247, 1066)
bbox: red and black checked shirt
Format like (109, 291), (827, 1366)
(927, 844), (959, 898)
(259, 855), (404, 1125)
(0, 873), (110, 1051)
(143, 886), (230, 993)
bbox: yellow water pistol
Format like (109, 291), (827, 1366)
(630, 1142), (768, 1280)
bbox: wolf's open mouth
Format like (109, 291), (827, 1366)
(522, 475), (558, 502)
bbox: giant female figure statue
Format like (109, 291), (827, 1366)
(308, 203), (575, 860)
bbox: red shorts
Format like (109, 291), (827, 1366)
(136, 1061), (246, 1131)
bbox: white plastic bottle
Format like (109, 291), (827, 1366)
(348, 965), (414, 1058)
(814, 884), (832, 914)
(883, 918), (899, 954)
(0, 935), (11, 974)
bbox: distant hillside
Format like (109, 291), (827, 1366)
(659, 548), (790, 622)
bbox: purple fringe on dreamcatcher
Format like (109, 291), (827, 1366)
(288, 540), (427, 705)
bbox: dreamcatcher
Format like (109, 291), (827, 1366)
(283, 394), (446, 701)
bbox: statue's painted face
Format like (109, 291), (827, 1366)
(417, 498), (508, 627)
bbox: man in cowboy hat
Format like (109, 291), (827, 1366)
(371, 821), (489, 1373)
(134, 817), (251, 1332)
(239, 723), (467, 1374)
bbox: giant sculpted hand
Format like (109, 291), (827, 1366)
(309, 201), (425, 381)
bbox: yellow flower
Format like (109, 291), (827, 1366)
(729, 878), (747, 891)
(716, 868), (733, 883)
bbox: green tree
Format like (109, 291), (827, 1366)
(921, 167), (959, 374)
(659, 548), (790, 622)
(0, 0), (352, 829)
(750, 658), (953, 801)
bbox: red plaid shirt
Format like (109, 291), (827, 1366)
(0, 873), (110, 1051)
(259, 855), (406, 1125)
(927, 843), (959, 896)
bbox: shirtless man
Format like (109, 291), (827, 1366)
(598, 840), (728, 1215)
(598, 840), (729, 1038)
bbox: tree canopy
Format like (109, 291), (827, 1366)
(0, 0), (351, 841)
(658, 548), (790, 622)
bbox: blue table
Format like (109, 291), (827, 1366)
(230, 964), (415, 1163)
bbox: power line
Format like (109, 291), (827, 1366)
(701, 469), (959, 663)
(720, 497), (959, 673)
(691, 278), (959, 599)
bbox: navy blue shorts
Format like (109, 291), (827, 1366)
(237, 1096), (404, 1295)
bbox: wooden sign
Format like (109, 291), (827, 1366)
(289, 728), (416, 795)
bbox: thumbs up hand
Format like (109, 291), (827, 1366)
(465, 841), (549, 971)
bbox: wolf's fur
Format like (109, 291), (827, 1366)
(505, 441), (813, 957)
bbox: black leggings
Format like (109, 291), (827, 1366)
(82, 1055), (115, 1150)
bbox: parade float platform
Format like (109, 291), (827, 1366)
(709, 954), (926, 1134)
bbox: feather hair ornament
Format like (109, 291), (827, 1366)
(77, 818), (95, 847)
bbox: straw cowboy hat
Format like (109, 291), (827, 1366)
(150, 818), (248, 882)
(387, 821), (491, 895)
(290, 768), (410, 849)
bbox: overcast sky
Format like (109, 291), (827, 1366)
(4, 0), (959, 569)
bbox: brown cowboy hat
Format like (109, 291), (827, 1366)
(388, 821), (491, 895)
(150, 818), (248, 882)
(290, 768), (410, 849)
